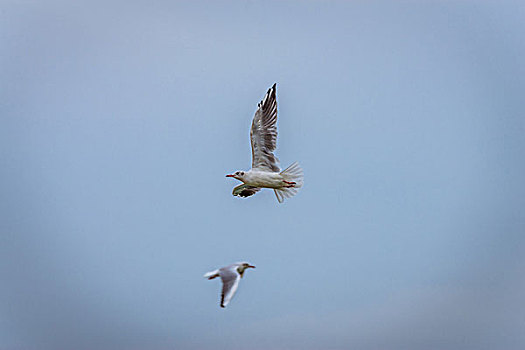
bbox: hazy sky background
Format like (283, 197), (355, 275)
(1, 1), (524, 349)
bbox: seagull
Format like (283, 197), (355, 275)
(204, 262), (256, 308)
(226, 83), (303, 203)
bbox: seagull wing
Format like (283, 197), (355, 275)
(232, 184), (260, 198)
(250, 83), (280, 172)
(220, 268), (241, 308)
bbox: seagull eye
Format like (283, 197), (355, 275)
(240, 172), (244, 176)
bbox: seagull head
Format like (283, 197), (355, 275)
(236, 262), (256, 277)
(225, 171), (246, 181)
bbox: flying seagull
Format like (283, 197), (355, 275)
(226, 83), (303, 203)
(204, 262), (255, 308)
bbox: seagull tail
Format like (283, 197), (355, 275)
(274, 162), (303, 203)
(204, 270), (220, 280)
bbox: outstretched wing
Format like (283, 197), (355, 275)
(220, 269), (241, 308)
(250, 83), (280, 172)
(232, 184), (260, 198)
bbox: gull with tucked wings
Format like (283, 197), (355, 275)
(204, 262), (256, 308)
(226, 83), (303, 203)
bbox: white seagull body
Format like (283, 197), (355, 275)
(204, 262), (255, 308)
(226, 83), (303, 203)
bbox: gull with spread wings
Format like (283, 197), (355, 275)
(204, 262), (256, 308)
(226, 83), (303, 203)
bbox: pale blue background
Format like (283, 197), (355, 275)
(1, 1), (524, 349)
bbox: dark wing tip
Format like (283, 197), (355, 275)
(235, 189), (254, 197)
(269, 83), (276, 95)
(232, 185), (260, 198)
(220, 304), (225, 308)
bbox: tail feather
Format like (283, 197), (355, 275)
(274, 162), (303, 203)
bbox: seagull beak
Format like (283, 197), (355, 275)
(225, 174), (235, 178)
(248, 265), (256, 269)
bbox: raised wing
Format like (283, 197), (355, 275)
(250, 83), (280, 172)
(220, 269), (240, 308)
(232, 184), (260, 198)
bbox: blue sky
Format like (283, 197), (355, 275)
(1, 1), (524, 349)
